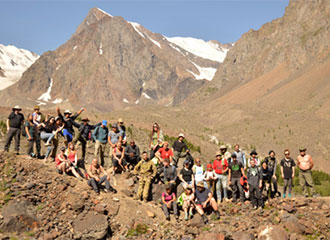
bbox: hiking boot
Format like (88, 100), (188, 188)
(253, 206), (257, 210)
(202, 215), (209, 225)
(184, 213), (189, 221)
(282, 194), (286, 198)
(189, 210), (193, 219)
(215, 211), (220, 220)
(110, 187), (117, 194)
(166, 216), (170, 221)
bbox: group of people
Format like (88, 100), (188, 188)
(3, 105), (317, 224)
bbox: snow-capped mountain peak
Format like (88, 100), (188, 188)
(0, 44), (39, 90)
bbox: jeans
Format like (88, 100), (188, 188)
(62, 129), (73, 143)
(27, 139), (35, 156)
(283, 178), (293, 195)
(4, 127), (21, 152)
(249, 184), (263, 207)
(162, 202), (178, 218)
(88, 175), (111, 193)
(215, 173), (228, 200)
(40, 132), (54, 144)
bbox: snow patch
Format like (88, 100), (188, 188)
(73, 45), (77, 51)
(135, 100), (139, 104)
(86, 21), (90, 25)
(187, 61), (217, 81)
(166, 37), (228, 62)
(36, 100), (46, 106)
(96, 8), (113, 17)
(0, 44), (39, 90)
(123, 98), (129, 103)
(99, 43), (103, 55)
(52, 98), (63, 104)
(142, 82), (145, 87)
(38, 78), (53, 102)
(169, 43), (185, 56)
(145, 33), (161, 48)
(129, 22), (145, 38)
(142, 92), (151, 99)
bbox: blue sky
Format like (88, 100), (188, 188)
(0, 0), (289, 55)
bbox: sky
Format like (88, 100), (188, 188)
(0, 0), (289, 55)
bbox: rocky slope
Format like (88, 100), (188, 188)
(0, 44), (39, 90)
(0, 152), (329, 240)
(0, 8), (231, 111)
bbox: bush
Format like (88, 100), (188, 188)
(164, 134), (201, 153)
(0, 120), (7, 135)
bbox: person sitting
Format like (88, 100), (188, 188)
(192, 158), (205, 186)
(179, 160), (195, 189)
(172, 133), (189, 167)
(156, 141), (173, 165)
(55, 146), (81, 179)
(159, 158), (177, 185)
(228, 153), (246, 203)
(161, 184), (179, 221)
(108, 123), (123, 166)
(133, 151), (157, 202)
(203, 164), (217, 195)
(66, 142), (84, 180)
(124, 140), (141, 169)
(87, 158), (117, 194)
(195, 181), (220, 224)
(247, 158), (263, 209)
(112, 141), (128, 174)
(179, 187), (195, 221)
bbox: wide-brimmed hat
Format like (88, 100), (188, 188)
(112, 123), (118, 128)
(118, 118), (123, 123)
(299, 147), (306, 152)
(215, 151), (222, 157)
(64, 109), (72, 115)
(34, 105), (40, 110)
(220, 145), (227, 150)
(196, 181), (205, 188)
(82, 118), (90, 122)
(12, 105), (21, 111)
(178, 133), (185, 138)
(250, 150), (258, 156)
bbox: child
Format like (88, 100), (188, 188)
(247, 159), (263, 209)
(203, 164), (217, 195)
(179, 187), (195, 221)
(161, 184), (178, 221)
(280, 149), (295, 198)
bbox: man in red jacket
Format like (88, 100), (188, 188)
(213, 151), (229, 205)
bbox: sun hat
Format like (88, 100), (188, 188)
(196, 181), (205, 188)
(12, 105), (21, 111)
(250, 150), (258, 156)
(220, 145), (227, 150)
(82, 118), (90, 122)
(299, 147), (307, 151)
(215, 151), (222, 157)
(34, 105), (40, 110)
(118, 118), (123, 123)
(178, 133), (185, 138)
(64, 109), (72, 115)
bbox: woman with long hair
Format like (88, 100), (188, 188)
(149, 123), (164, 159)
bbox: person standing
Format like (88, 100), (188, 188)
(297, 147), (315, 197)
(172, 133), (189, 167)
(228, 153), (246, 203)
(233, 144), (246, 169)
(4, 105), (24, 155)
(213, 151), (229, 204)
(92, 120), (109, 167)
(248, 150), (261, 167)
(263, 150), (280, 197)
(247, 158), (263, 209)
(32, 105), (46, 158)
(57, 107), (83, 145)
(149, 123), (164, 159)
(25, 114), (36, 158)
(280, 149), (295, 198)
(133, 151), (157, 202)
(117, 118), (127, 145)
(73, 118), (100, 161)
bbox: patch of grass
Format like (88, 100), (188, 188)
(36, 203), (44, 211)
(202, 226), (211, 231)
(126, 224), (148, 237)
(0, 120), (7, 135)
(25, 231), (35, 237)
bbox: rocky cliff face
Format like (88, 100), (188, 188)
(197, 0), (330, 98)
(0, 8), (231, 111)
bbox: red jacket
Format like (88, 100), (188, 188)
(213, 158), (228, 174)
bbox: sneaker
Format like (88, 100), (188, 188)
(253, 206), (257, 210)
(143, 199), (148, 203)
(288, 193), (292, 198)
(282, 194), (286, 198)
(184, 213), (189, 221)
(111, 188), (117, 194)
(217, 200), (221, 205)
(202, 215), (209, 225)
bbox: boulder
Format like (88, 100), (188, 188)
(282, 219), (306, 234)
(258, 225), (288, 240)
(196, 232), (225, 240)
(73, 211), (110, 239)
(232, 232), (254, 240)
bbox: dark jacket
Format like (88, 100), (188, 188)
(59, 113), (80, 134)
(78, 122), (101, 139)
(125, 144), (140, 160)
(160, 165), (177, 183)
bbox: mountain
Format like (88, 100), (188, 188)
(0, 44), (39, 90)
(0, 8), (231, 110)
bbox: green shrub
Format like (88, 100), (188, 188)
(164, 134), (201, 153)
(127, 224), (148, 237)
